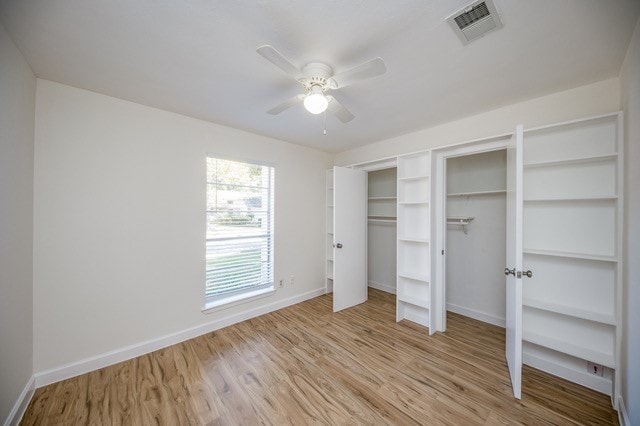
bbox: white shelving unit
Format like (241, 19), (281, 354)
(396, 152), (431, 328)
(325, 169), (334, 293)
(521, 112), (622, 398)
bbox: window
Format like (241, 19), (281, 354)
(205, 157), (274, 307)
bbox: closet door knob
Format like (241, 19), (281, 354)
(504, 268), (515, 276)
(336, 243), (343, 249)
(523, 270), (533, 278)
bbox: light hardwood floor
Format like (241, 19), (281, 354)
(22, 289), (618, 425)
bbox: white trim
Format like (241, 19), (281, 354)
(618, 395), (630, 426)
(354, 158), (397, 172)
(614, 111), (624, 406)
(431, 132), (514, 155)
(205, 152), (276, 168)
(34, 287), (325, 388)
(4, 375), (35, 426)
(202, 286), (276, 313)
(446, 303), (506, 328)
(522, 351), (612, 396)
(368, 280), (396, 295)
(523, 110), (622, 133)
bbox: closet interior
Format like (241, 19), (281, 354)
(326, 156), (431, 326)
(445, 150), (507, 327)
(367, 168), (397, 295)
(325, 166), (399, 297)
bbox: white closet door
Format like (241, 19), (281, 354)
(505, 125), (524, 399)
(333, 166), (367, 312)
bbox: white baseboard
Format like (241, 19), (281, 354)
(368, 280), (396, 295)
(618, 395), (630, 426)
(34, 287), (325, 388)
(4, 375), (35, 426)
(446, 303), (505, 328)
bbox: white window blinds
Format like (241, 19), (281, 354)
(206, 157), (274, 301)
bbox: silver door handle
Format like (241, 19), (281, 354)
(504, 268), (515, 276)
(523, 270), (533, 278)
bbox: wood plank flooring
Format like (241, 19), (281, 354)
(21, 289), (618, 425)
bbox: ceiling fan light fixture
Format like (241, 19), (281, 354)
(303, 86), (328, 114)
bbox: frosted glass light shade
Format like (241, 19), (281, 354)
(303, 86), (328, 114)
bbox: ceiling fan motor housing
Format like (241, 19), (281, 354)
(299, 62), (334, 91)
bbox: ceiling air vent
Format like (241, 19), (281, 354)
(446, 0), (503, 45)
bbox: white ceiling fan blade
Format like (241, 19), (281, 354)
(267, 94), (305, 115)
(328, 57), (387, 89)
(257, 45), (303, 79)
(326, 96), (355, 123)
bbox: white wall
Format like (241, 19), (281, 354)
(0, 24), (35, 423)
(335, 78), (620, 166)
(33, 80), (332, 374)
(367, 222), (396, 292)
(620, 16), (640, 425)
(446, 151), (506, 326)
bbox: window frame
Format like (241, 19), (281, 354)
(202, 155), (275, 312)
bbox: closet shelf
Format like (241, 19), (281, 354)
(398, 271), (430, 282)
(447, 190), (506, 197)
(523, 330), (615, 368)
(398, 175), (429, 181)
(398, 294), (430, 309)
(523, 195), (618, 202)
(523, 298), (616, 326)
(368, 196), (397, 200)
(398, 200), (429, 205)
(398, 237), (429, 243)
(523, 153), (617, 169)
(523, 248), (617, 263)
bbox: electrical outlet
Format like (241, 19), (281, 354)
(278, 279), (284, 288)
(290, 275), (294, 286)
(587, 362), (604, 377)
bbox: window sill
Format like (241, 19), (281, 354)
(201, 286), (276, 314)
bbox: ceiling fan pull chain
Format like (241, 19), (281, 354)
(323, 110), (327, 135)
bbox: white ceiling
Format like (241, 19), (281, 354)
(1, 1), (638, 153)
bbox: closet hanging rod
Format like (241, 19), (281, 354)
(368, 215), (397, 224)
(446, 216), (474, 234)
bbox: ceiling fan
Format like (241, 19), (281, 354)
(257, 45), (387, 123)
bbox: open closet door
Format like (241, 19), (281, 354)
(505, 125), (524, 399)
(333, 166), (367, 312)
